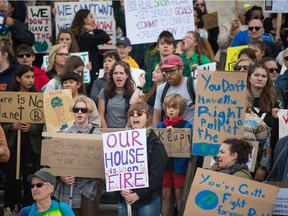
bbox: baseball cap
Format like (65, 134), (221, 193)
(161, 55), (183, 69)
(116, 37), (131, 46)
(29, 170), (56, 186)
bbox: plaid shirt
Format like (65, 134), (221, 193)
(54, 123), (102, 208)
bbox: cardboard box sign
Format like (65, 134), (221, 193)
(184, 168), (279, 216)
(41, 132), (104, 178)
(203, 11), (218, 30)
(0, 92), (44, 123)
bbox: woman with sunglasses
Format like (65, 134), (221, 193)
(54, 95), (103, 215)
(233, 58), (253, 72)
(116, 101), (168, 216)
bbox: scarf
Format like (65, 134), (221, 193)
(164, 115), (183, 127)
(220, 163), (249, 175)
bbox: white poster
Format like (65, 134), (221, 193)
(264, 0), (288, 13)
(278, 109), (288, 139)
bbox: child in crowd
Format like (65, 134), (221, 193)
(54, 95), (103, 215)
(156, 94), (192, 216)
(90, 50), (121, 104)
(2, 65), (43, 214)
(115, 36), (139, 68)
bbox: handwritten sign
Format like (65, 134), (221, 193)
(103, 129), (149, 192)
(203, 11), (218, 30)
(124, 0), (195, 45)
(192, 70), (247, 156)
(55, 1), (115, 49)
(277, 109), (288, 139)
(43, 89), (74, 132)
(264, 0), (288, 12)
(225, 45), (248, 71)
(99, 128), (191, 158)
(27, 6), (52, 53)
(184, 168), (279, 216)
(0, 92), (44, 123)
(41, 132), (104, 178)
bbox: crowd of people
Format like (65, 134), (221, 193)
(0, 0), (287, 215)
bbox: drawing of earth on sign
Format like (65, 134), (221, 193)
(195, 190), (218, 210)
(50, 96), (68, 130)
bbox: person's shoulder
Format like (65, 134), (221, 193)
(233, 169), (252, 179)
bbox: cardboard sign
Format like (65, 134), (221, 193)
(124, 0), (195, 45)
(99, 128), (191, 158)
(55, 1), (115, 49)
(203, 141), (259, 172)
(103, 129), (149, 192)
(44, 89), (74, 132)
(184, 168), (279, 216)
(27, 6), (52, 53)
(266, 182), (288, 216)
(277, 109), (288, 139)
(0, 92), (44, 123)
(203, 11), (218, 30)
(41, 132), (104, 178)
(192, 70), (247, 156)
(225, 45), (248, 71)
(192, 62), (217, 78)
(264, 0), (288, 12)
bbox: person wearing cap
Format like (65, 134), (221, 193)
(116, 36), (139, 69)
(153, 54), (196, 127)
(18, 170), (75, 216)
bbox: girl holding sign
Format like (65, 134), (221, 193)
(116, 101), (168, 216)
(2, 65), (43, 214)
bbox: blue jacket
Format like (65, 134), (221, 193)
(276, 70), (288, 91)
(231, 30), (273, 47)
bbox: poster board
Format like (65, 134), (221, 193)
(0, 92), (44, 123)
(27, 6), (52, 53)
(184, 168), (279, 216)
(99, 128), (191, 158)
(277, 109), (288, 139)
(202, 11), (218, 30)
(55, 1), (115, 49)
(225, 45), (248, 71)
(43, 89), (74, 132)
(192, 62), (217, 78)
(103, 129), (149, 192)
(124, 0), (195, 45)
(264, 0), (288, 13)
(192, 70), (247, 156)
(41, 132), (104, 178)
(266, 182), (288, 216)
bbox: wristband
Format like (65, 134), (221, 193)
(137, 86), (143, 91)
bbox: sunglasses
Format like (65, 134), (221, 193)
(268, 68), (280, 73)
(128, 110), (145, 117)
(284, 56), (288, 61)
(252, 16), (265, 21)
(56, 53), (70, 57)
(248, 26), (262, 31)
(234, 65), (249, 71)
(72, 107), (88, 113)
(30, 182), (50, 189)
(18, 53), (32, 58)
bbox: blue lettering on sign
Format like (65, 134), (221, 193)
(195, 190), (218, 210)
(192, 143), (221, 156)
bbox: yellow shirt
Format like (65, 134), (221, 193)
(124, 56), (139, 68)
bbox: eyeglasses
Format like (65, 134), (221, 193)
(248, 26), (262, 31)
(162, 67), (179, 76)
(284, 56), (288, 61)
(195, 3), (204, 7)
(56, 53), (70, 57)
(17, 53), (32, 58)
(72, 107), (88, 113)
(30, 182), (50, 189)
(234, 65), (249, 71)
(268, 68), (280, 73)
(128, 110), (145, 117)
(252, 15), (265, 21)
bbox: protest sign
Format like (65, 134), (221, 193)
(192, 62), (217, 78)
(43, 89), (74, 132)
(264, 0), (288, 13)
(203, 11), (218, 30)
(99, 128), (191, 158)
(27, 6), (52, 53)
(192, 70), (247, 156)
(266, 182), (288, 216)
(278, 109), (288, 139)
(124, 0), (195, 45)
(55, 1), (114, 49)
(41, 132), (104, 178)
(184, 168), (279, 216)
(225, 45), (248, 71)
(0, 92), (44, 123)
(103, 129), (149, 192)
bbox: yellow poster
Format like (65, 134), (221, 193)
(225, 45), (248, 71)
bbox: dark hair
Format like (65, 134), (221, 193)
(248, 40), (267, 58)
(63, 56), (84, 73)
(245, 5), (263, 24)
(127, 101), (151, 128)
(60, 72), (85, 95)
(238, 48), (257, 63)
(71, 9), (90, 38)
(258, 57), (278, 68)
(0, 40), (14, 64)
(156, 31), (176, 48)
(103, 50), (121, 61)
(56, 29), (80, 53)
(223, 138), (252, 164)
(104, 61), (135, 99)
(194, 7), (204, 28)
(11, 65), (37, 92)
(193, 0), (208, 14)
(17, 44), (34, 55)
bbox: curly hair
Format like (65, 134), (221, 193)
(104, 61), (135, 99)
(70, 9), (90, 38)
